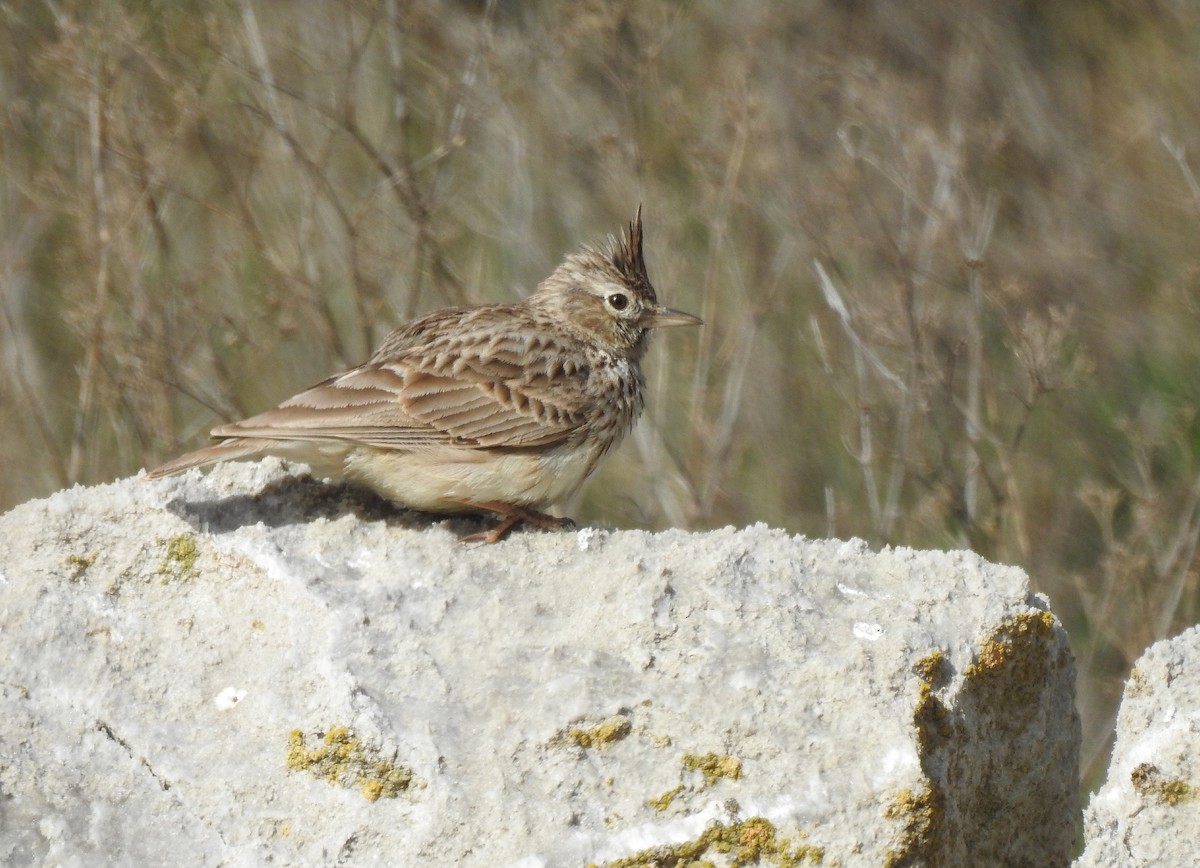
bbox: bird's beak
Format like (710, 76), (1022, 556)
(642, 306), (704, 329)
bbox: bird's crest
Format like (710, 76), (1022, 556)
(608, 205), (654, 299)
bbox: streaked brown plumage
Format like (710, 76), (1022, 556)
(147, 209), (701, 542)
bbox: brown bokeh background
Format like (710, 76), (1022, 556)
(4, 1), (1200, 795)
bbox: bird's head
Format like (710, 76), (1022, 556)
(533, 207), (702, 359)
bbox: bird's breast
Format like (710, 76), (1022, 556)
(583, 354), (646, 443)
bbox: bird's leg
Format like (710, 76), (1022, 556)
(457, 501), (576, 544)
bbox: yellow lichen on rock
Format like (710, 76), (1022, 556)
(568, 714), (633, 749)
(964, 612), (1055, 683)
(883, 785), (944, 868)
(156, 534), (200, 583)
(285, 725), (413, 801)
(1131, 763), (1194, 806)
(587, 816), (824, 867)
(65, 551), (97, 581)
(683, 751), (743, 788)
(645, 784), (683, 812)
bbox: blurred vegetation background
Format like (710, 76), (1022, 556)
(4, 0), (1200, 795)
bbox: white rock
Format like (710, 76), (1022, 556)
(1077, 625), (1200, 868)
(0, 460), (1079, 865)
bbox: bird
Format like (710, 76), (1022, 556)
(147, 208), (702, 543)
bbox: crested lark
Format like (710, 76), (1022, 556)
(147, 209), (702, 542)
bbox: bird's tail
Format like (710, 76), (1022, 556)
(144, 438), (276, 479)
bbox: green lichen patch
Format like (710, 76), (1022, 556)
(285, 725), (413, 801)
(883, 785), (944, 868)
(156, 534), (200, 583)
(1131, 763), (1194, 806)
(682, 751), (743, 788)
(568, 714), (633, 749)
(66, 551), (97, 581)
(586, 816), (824, 867)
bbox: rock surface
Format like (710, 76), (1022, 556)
(0, 459), (1080, 866)
(1076, 625), (1200, 868)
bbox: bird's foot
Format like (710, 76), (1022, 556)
(457, 502), (576, 544)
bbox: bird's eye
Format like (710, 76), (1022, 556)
(607, 292), (630, 311)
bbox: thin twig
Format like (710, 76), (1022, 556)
(68, 59), (113, 483)
(1153, 471), (1200, 639)
(813, 260), (904, 389)
(960, 191), (999, 525)
(1162, 134), (1200, 213)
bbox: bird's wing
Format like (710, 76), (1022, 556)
(212, 307), (593, 450)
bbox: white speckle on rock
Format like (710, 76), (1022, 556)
(213, 686), (247, 710)
(853, 622), (884, 641)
